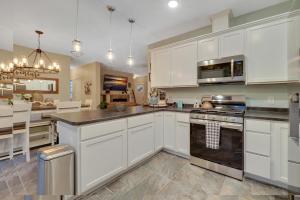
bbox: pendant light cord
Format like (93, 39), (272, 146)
(75, 0), (79, 40)
(129, 21), (134, 57)
(109, 10), (112, 50)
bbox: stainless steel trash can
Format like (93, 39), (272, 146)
(38, 144), (75, 195)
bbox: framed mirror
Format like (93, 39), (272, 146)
(13, 78), (59, 94)
(0, 84), (13, 99)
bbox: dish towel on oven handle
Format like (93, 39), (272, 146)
(205, 121), (221, 149)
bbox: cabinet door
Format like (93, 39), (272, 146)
(151, 48), (172, 87)
(175, 122), (190, 156)
(271, 122), (288, 183)
(245, 20), (289, 83)
(171, 42), (198, 87)
(128, 123), (155, 166)
(163, 112), (176, 151)
(154, 112), (164, 151)
(220, 30), (244, 58)
(287, 16), (300, 81)
(81, 131), (127, 192)
(198, 37), (219, 61)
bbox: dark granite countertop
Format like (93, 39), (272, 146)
(245, 108), (289, 122)
(51, 106), (192, 126)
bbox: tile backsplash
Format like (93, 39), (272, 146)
(166, 83), (300, 108)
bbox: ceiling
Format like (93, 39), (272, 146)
(2, 0), (288, 75)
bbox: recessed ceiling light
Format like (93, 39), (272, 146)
(168, 0), (178, 8)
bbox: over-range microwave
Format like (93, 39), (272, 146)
(197, 55), (245, 84)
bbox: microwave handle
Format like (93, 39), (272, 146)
(231, 59), (234, 79)
(190, 119), (243, 131)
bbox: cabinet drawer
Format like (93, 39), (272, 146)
(245, 119), (271, 133)
(128, 114), (154, 128)
(246, 131), (270, 156)
(288, 162), (300, 188)
(176, 113), (190, 123)
(246, 153), (270, 179)
(81, 119), (127, 141)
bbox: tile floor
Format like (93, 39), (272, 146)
(0, 151), (289, 200)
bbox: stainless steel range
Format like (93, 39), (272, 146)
(190, 95), (246, 180)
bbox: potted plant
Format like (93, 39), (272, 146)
(98, 101), (108, 109)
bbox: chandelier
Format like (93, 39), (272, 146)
(0, 30), (60, 82)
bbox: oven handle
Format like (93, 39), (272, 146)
(190, 119), (243, 131)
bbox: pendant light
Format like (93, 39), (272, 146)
(71, 0), (83, 57)
(168, 0), (179, 8)
(127, 18), (135, 66)
(106, 5), (115, 61)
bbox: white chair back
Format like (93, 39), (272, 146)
(13, 102), (32, 126)
(0, 105), (13, 160)
(0, 105), (13, 130)
(56, 101), (81, 113)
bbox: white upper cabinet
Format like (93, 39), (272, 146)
(219, 30), (244, 58)
(151, 48), (172, 88)
(198, 37), (219, 61)
(245, 19), (299, 84)
(171, 42), (198, 87)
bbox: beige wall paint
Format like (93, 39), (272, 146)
(13, 45), (71, 101)
(0, 49), (12, 62)
(71, 62), (101, 109)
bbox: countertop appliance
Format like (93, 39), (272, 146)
(197, 55), (245, 84)
(190, 95), (246, 180)
(289, 93), (300, 196)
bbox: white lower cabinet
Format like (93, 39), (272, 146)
(246, 152), (271, 179)
(245, 119), (291, 184)
(128, 123), (155, 167)
(175, 121), (190, 156)
(154, 112), (164, 152)
(163, 112), (176, 151)
(271, 122), (288, 183)
(80, 130), (127, 192)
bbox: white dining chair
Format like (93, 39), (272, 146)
(52, 101), (81, 145)
(0, 105), (13, 161)
(56, 101), (81, 113)
(13, 102), (32, 162)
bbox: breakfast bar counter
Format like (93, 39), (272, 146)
(52, 105), (191, 194)
(51, 105), (192, 125)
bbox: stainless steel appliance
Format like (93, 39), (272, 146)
(190, 95), (246, 180)
(289, 93), (300, 195)
(197, 55), (245, 84)
(38, 144), (75, 195)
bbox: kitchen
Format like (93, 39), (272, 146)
(0, 0), (300, 200)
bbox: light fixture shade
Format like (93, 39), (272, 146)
(127, 56), (134, 66)
(71, 39), (83, 57)
(107, 49), (114, 61)
(168, 0), (179, 8)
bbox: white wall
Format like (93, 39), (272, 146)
(166, 84), (300, 108)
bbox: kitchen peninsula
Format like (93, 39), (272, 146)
(52, 106), (192, 194)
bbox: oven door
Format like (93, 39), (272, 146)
(190, 119), (244, 170)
